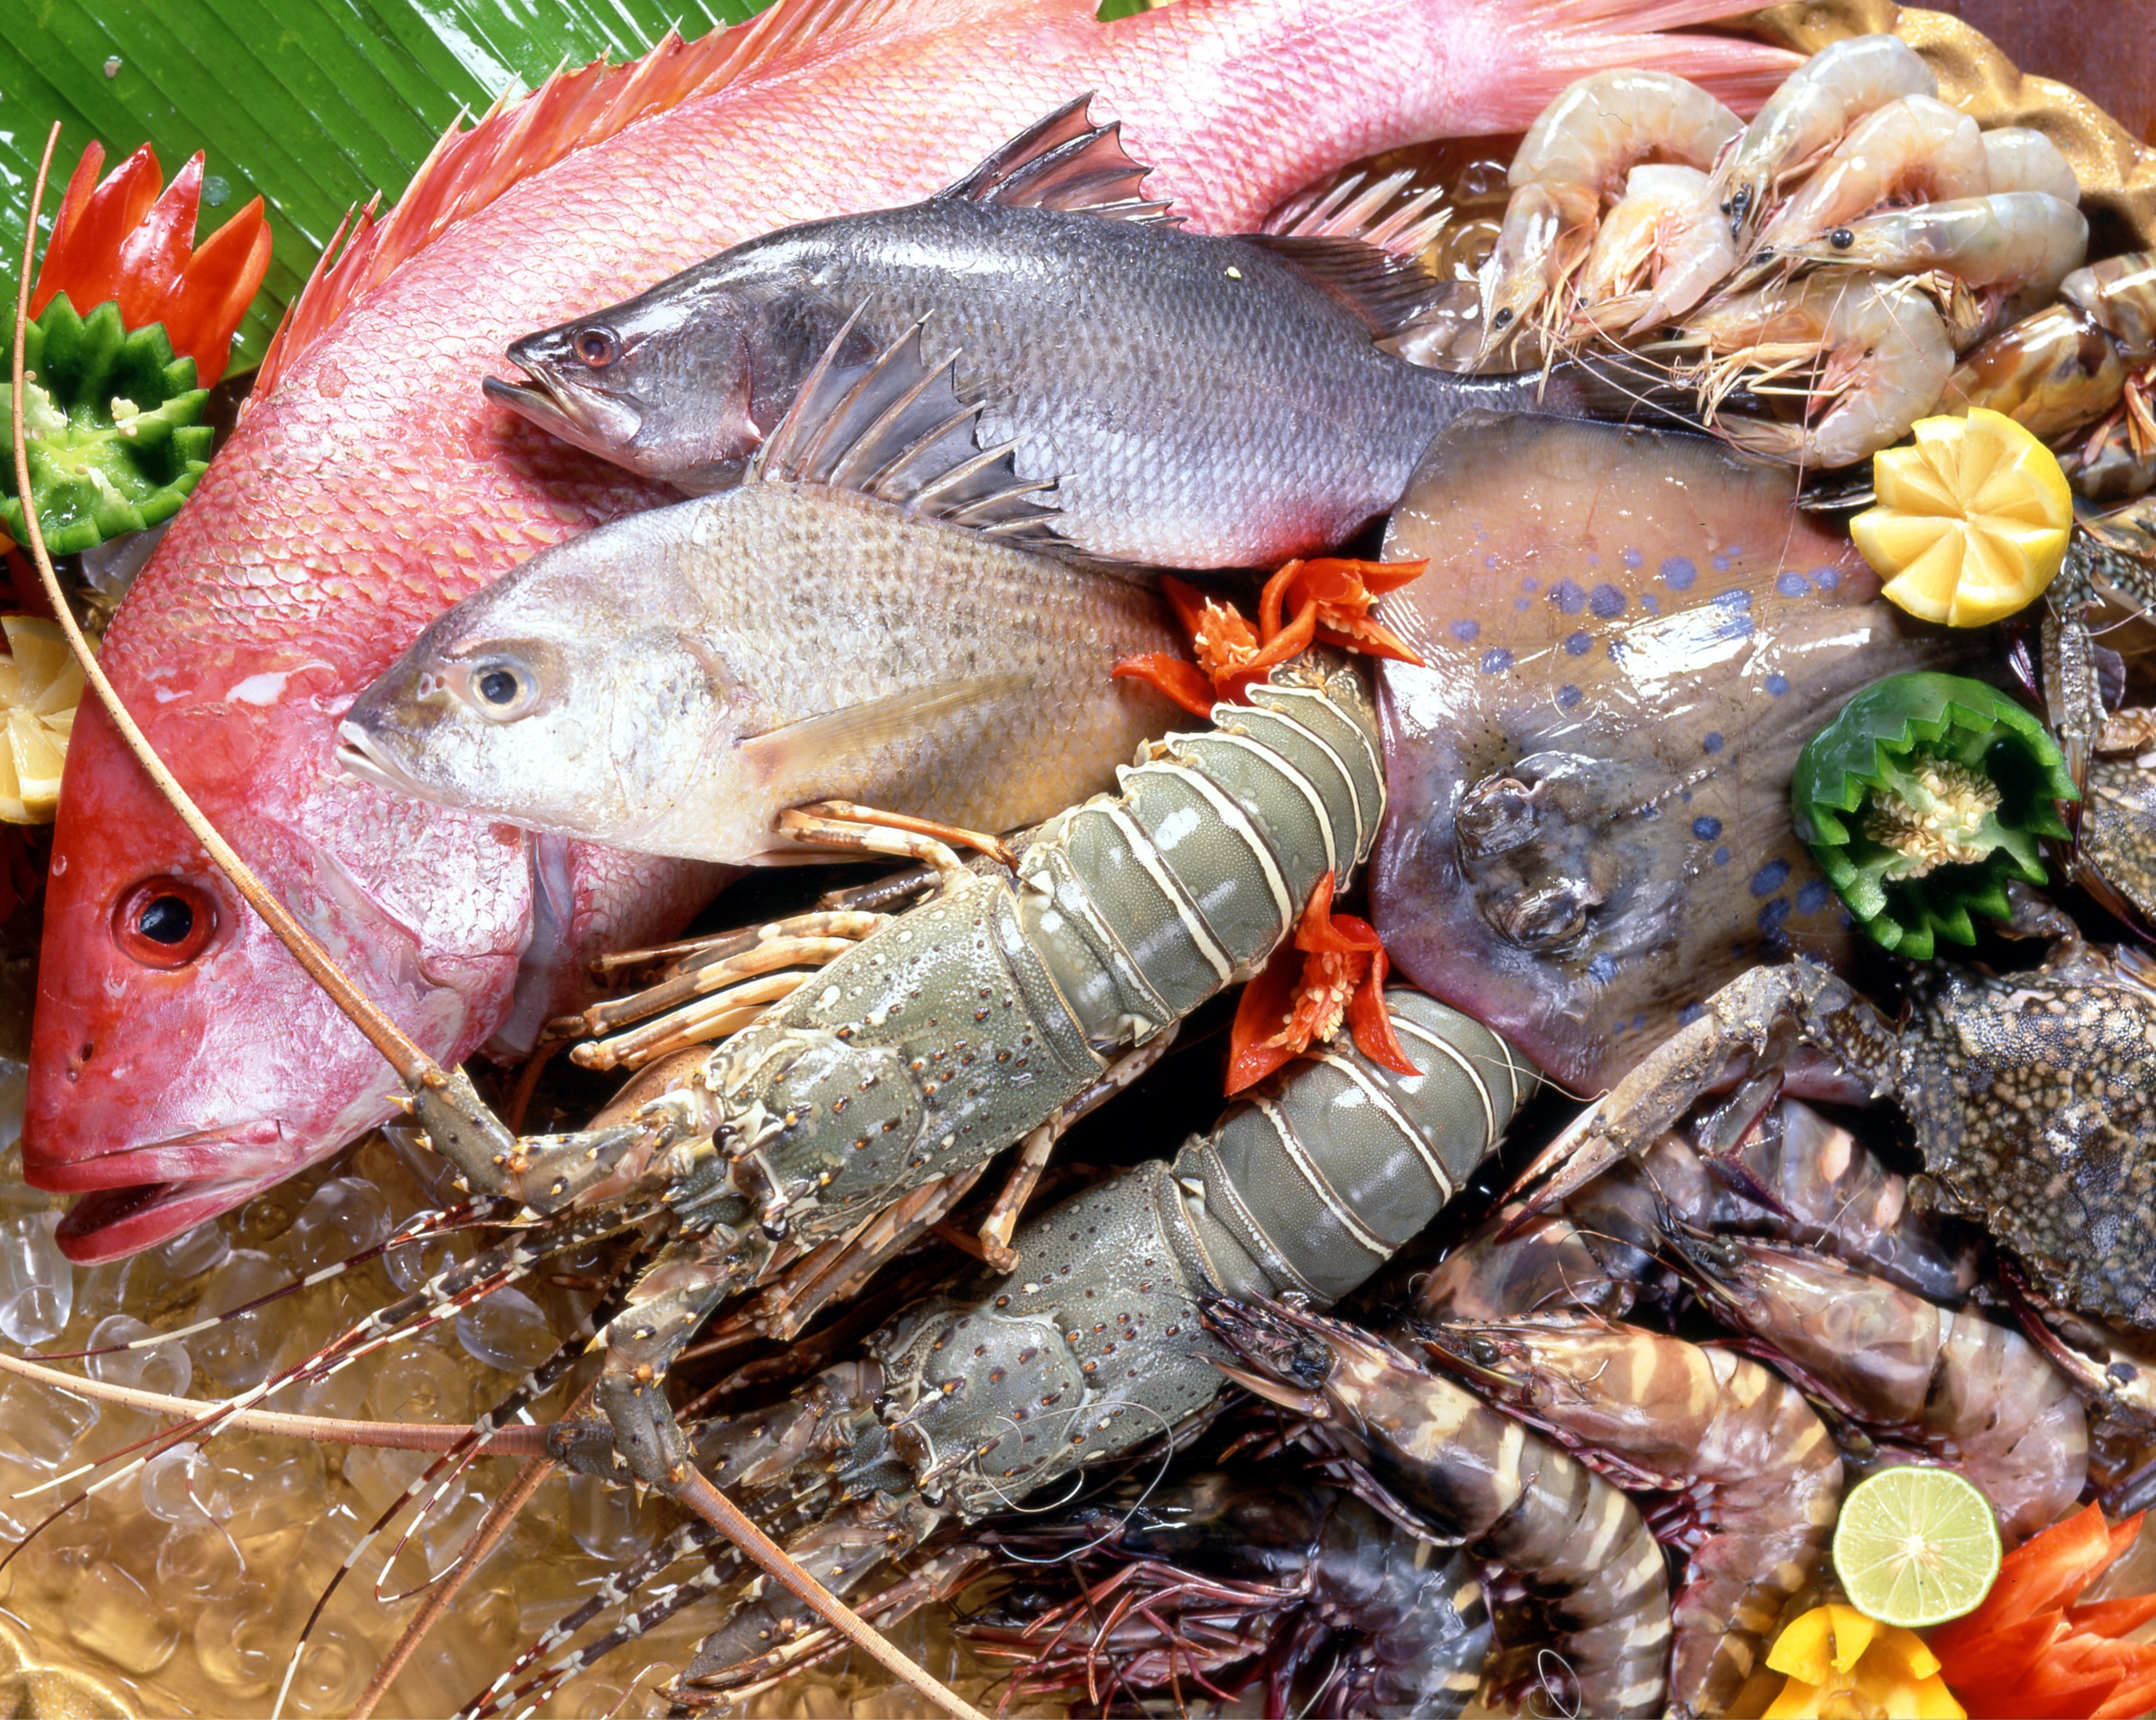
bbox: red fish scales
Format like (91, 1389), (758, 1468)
(28, 0), (1795, 1261)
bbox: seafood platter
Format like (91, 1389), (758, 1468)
(7, 0), (2156, 1713)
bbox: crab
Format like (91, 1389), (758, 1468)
(2048, 520), (2156, 934)
(1513, 888), (2156, 1399)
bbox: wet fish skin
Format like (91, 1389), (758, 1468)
(25, 0), (1796, 1261)
(339, 482), (1181, 861)
(495, 194), (1562, 568)
(1371, 413), (1982, 1094)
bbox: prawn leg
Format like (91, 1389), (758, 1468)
(1508, 960), (1899, 1215)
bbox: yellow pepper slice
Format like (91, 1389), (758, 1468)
(1852, 407), (2073, 627)
(1764, 1604), (1965, 1720)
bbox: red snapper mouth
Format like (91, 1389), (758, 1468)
(55, 1175), (264, 1263)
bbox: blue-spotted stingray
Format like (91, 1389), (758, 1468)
(1370, 413), (1980, 1093)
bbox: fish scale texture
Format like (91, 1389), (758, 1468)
(28, 0), (1794, 1260)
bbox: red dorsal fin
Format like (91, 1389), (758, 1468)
(1265, 168), (1452, 261)
(251, 0), (923, 402)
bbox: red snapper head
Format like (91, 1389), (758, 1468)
(24, 695), (519, 1262)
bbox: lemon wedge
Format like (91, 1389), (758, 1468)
(0, 616), (85, 823)
(1852, 407), (2073, 627)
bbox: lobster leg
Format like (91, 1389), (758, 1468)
(788, 798), (1019, 870)
(977, 1030), (1178, 1272)
(774, 802), (973, 881)
(585, 1229), (750, 1487)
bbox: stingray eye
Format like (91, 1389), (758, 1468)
(112, 878), (216, 969)
(462, 655), (539, 722)
(574, 326), (619, 368)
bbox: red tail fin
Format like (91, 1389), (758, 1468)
(1493, 0), (1801, 126)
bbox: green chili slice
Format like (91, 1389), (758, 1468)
(1, 295), (212, 557)
(1792, 672), (2077, 960)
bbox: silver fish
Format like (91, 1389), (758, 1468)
(485, 98), (1588, 569)
(340, 324), (1179, 863)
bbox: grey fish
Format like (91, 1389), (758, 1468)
(483, 97), (1595, 570)
(339, 323), (1179, 863)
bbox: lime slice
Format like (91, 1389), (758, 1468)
(1834, 1466), (2003, 1628)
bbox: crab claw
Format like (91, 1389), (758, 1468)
(1496, 1093), (1621, 1235)
(1227, 873), (1418, 1094)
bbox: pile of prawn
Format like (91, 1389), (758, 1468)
(1478, 34), (2153, 472)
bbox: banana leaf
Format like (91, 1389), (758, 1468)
(0, 0), (776, 372)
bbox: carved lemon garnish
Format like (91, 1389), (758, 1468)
(0, 617), (85, 823)
(1852, 407), (2073, 627)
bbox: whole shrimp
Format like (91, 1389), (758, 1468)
(1752, 93), (1990, 257)
(1665, 1227), (2087, 1543)
(1679, 274), (1954, 466)
(1948, 249), (2156, 440)
(1783, 192), (2087, 306)
(966, 1472), (1494, 1720)
(1205, 1298), (1674, 1719)
(1421, 1313), (1842, 1719)
(1573, 164), (1737, 335)
(1420, 1098), (1980, 1331)
(1710, 34), (1937, 244)
(1479, 69), (1742, 355)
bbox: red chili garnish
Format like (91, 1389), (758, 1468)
(1225, 871), (1418, 1094)
(32, 142), (272, 385)
(1931, 1503), (2156, 1720)
(1113, 557), (1428, 713)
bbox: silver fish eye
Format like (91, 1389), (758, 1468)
(574, 326), (619, 368)
(464, 656), (537, 722)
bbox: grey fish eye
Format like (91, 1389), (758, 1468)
(574, 326), (619, 368)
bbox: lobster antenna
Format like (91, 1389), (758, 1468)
(12, 122), (990, 1720)
(9, 122), (447, 1094)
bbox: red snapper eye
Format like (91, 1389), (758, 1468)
(574, 327), (619, 368)
(112, 878), (217, 969)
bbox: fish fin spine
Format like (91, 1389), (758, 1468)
(1264, 169), (1451, 261)
(749, 309), (1065, 546)
(251, 0), (934, 403)
(936, 94), (1178, 225)
(1239, 234), (1450, 341)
